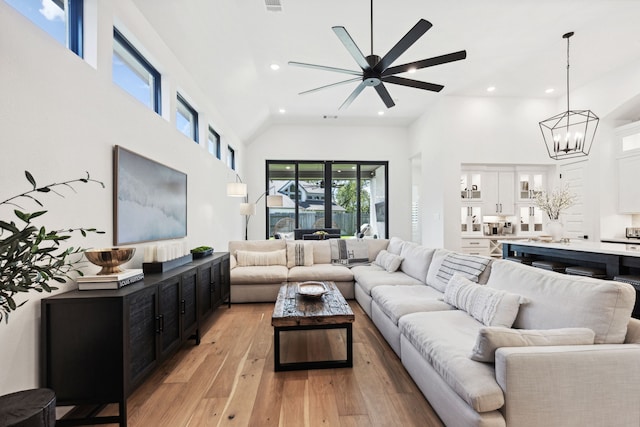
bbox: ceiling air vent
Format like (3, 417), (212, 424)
(265, 0), (282, 12)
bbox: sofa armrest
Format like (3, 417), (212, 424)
(495, 344), (640, 427)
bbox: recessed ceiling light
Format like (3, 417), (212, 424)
(270, 63), (280, 71)
(407, 67), (417, 74)
(545, 88), (555, 94)
(378, 111), (384, 116)
(278, 108), (286, 114)
(487, 86), (496, 92)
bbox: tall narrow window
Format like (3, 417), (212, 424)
(5, 0), (83, 56)
(176, 94), (198, 143)
(112, 28), (161, 114)
(208, 126), (221, 159)
(227, 146), (236, 170)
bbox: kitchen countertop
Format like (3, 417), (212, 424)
(499, 239), (640, 257)
(600, 237), (640, 244)
(461, 235), (530, 240)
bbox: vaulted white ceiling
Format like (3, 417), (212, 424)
(132, 0), (640, 141)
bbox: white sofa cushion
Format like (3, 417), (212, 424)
(352, 265), (424, 295)
(399, 310), (505, 412)
(373, 250), (403, 272)
(426, 249), (453, 291)
(286, 241), (314, 268)
(399, 242), (435, 282)
(236, 249), (287, 267)
(444, 273), (526, 328)
(229, 239), (285, 255)
(487, 260), (636, 344)
(371, 285), (454, 324)
(230, 265), (289, 284)
(288, 264), (354, 282)
(471, 326), (596, 362)
(310, 240), (331, 264)
(387, 236), (405, 255)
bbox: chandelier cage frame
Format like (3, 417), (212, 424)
(538, 32), (599, 161)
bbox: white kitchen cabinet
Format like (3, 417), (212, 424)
(517, 172), (545, 201)
(618, 155), (640, 213)
(460, 206), (482, 234)
(460, 238), (491, 257)
(518, 205), (544, 234)
(483, 171), (515, 215)
(460, 172), (483, 200)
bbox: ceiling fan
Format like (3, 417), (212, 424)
(288, 0), (467, 110)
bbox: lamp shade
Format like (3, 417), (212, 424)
(227, 182), (247, 197)
(239, 202), (257, 216)
(266, 195), (284, 207)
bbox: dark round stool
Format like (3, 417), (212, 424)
(566, 266), (607, 279)
(0, 388), (56, 427)
(505, 256), (534, 265)
(531, 260), (568, 273)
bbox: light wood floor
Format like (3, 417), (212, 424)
(102, 302), (444, 427)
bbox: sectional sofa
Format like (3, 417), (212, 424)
(228, 237), (640, 426)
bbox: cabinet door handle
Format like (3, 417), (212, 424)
(181, 299), (186, 314)
(158, 314), (164, 332)
(155, 315), (161, 334)
(499, 203), (503, 213)
(470, 242), (480, 245)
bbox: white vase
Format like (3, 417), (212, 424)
(547, 220), (563, 242)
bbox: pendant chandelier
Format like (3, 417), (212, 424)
(539, 32), (599, 160)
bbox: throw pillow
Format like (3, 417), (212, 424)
(286, 241), (314, 268)
(444, 273), (527, 328)
(329, 239), (369, 266)
(236, 249), (287, 267)
(229, 254), (237, 270)
(471, 326), (596, 362)
(433, 253), (492, 291)
(387, 236), (405, 255)
(373, 250), (403, 272)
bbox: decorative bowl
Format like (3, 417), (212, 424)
(297, 281), (327, 298)
(85, 247), (136, 275)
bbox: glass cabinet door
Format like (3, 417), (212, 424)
(461, 173), (482, 200)
(519, 206), (543, 233)
(518, 173), (544, 201)
(461, 206), (482, 233)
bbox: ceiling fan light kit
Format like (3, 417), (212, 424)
(288, 0), (467, 110)
(539, 32), (599, 161)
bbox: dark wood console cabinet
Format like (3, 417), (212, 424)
(41, 252), (230, 427)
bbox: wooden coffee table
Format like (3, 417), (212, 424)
(271, 281), (355, 371)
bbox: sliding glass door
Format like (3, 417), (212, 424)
(266, 160), (388, 239)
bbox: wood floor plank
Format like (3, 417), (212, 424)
(101, 301), (443, 427)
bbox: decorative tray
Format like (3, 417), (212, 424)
(297, 281), (328, 298)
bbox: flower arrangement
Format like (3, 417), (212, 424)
(533, 185), (576, 220)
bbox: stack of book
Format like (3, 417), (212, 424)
(77, 269), (144, 290)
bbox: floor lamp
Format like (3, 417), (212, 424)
(240, 191), (283, 240)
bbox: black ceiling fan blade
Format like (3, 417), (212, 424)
(299, 77), (361, 95)
(375, 19), (433, 72)
(383, 75), (444, 92)
(339, 81), (368, 110)
(288, 61), (362, 76)
(382, 50), (467, 76)
(332, 26), (371, 70)
(374, 83), (395, 108)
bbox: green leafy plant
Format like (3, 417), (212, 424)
(0, 171), (105, 323)
(191, 246), (213, 253)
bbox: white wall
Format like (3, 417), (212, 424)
(409, 96), (557, 249)
(245, 123), (412, 241)
(0, 1), (245, 395)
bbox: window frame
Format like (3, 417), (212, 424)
(112, 28), (162, 115)
(266, 160), (389, 239)
(227, 145), (236, 170)
(176, 93), (199, 143)
(5, 0), (83, 57)
(208, 126), (221, 159)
